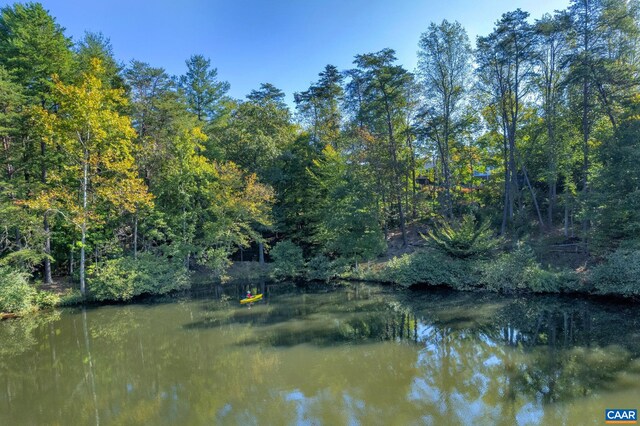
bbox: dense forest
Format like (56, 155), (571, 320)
(2, 1), (640, 312)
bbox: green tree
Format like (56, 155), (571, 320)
(125, 60), (178, 183)
(217, 83), (296, 263)
(0, 2), (73, 284)
(247, 82), (288, 109)
(476, 10), (540, 233)
(533, 12), (571, 227)
(179, 54), (230, 122)
(309, 145), (385, 264)
(591, 94), (640, 245)
(128, 81), (274, 275)
(294, 64), (344, 149)
(565, 0), (640, 235)
(0, 2), (72, 102)
(0, 66), (27, 265)
(74, 32), (123, 89)
(29, 59), (152, 296)
(418, 20), (473, 218)
(270, 132), (322, 246)
(347, 49), (413, 246)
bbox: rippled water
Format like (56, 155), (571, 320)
(1, 283), (639, 425)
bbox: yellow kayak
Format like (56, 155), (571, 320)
(240, 294), (263, 304)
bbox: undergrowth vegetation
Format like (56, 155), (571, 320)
(0, 266), (60, 314)
(88, 253), (190, 302)
(590, 249), (640, 297)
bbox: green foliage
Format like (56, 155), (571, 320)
(382, 249), (474, 289)
(58, 289), (84, 306)
(309, 145), (386, 263)
(0, 64), (23, 133)
(33, 290), (60, 309)
(88, 253), (190, 301)
(480, 245), (566, 293)
(0, 0), (639, 300)
(270, 240), (305, 281)
(269, 133), (319, 243)
(345, 49), (414, 243)
(418, 20), (473, 217)
(221, 261), (271, 283)
(179, 54), (230, 121)
(590, 249), (640, 297)
(0, 2), (72, 99)
(74, 32), (123, 89)
(424, 215), (501, 258)
(591, 96), (640, 246)
(0, 266), (35, 313)
(377, 244), (580, 294)
(0, 310), (60, 359)
(0, 268), (62, 313)
(294, 64), (344, 148)
(196, 247), (232, 278)
(0, 249), (50, 273)
(306, 255), (333, 282)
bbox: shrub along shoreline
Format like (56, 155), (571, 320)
(2, 243), (638, 318)
(286, 247), (639, 301)
(260, 236), (640, 300)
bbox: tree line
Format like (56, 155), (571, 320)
(1, 1), (639, 298)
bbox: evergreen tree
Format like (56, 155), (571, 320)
(294, 64), (344, 149)
(347, 49), (413, 246)
(179, 54), (230, 122)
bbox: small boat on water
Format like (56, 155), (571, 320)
(240, 294), (263, 304)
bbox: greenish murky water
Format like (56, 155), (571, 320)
(1, 283), (639, 425)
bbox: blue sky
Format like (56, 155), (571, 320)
(1, 0), (570, 105)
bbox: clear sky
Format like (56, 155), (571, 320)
(1, 0), (570, 105)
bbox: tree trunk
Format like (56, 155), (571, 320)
(508, 138), (517, 220)
(564, 200), (569, 238)
(41, 139), (53, 285)
(501, 130), (510, 235)
(434, 136), (453, 219)
(397, 194), (408, 247)
(133, 214), (138, 259)
(82, 308), (101, 426)
(80, 150), (88, 297)
(43, 214), (53, 284)
(570, 208), (575, 238)
(582, 75), (590, 234)
(443, 101), (453, 219)
(80, 224), (86, 296)
(2, 136), (14, 179)
(182, 205), (189, 270)
(391, 141), (408, 246)
(258, 241), (265, 265)
(404, 174), (410, 221)
(548, 179), (556, 228)
(408, 130), (417, 219)
(377, 178), (388, 240)
(521, 163), (545, 230)
(382, 91), (407, 246)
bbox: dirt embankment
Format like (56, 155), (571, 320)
(379, 223), (428, 261)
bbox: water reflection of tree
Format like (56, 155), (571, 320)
(0, 311), (62, 425)
(405, 293), (640, 424)
(2, 285), (640, 425)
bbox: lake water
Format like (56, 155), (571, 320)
(1, 282), (639, 425)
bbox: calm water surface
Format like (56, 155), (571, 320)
(1, 283), (639, 425)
